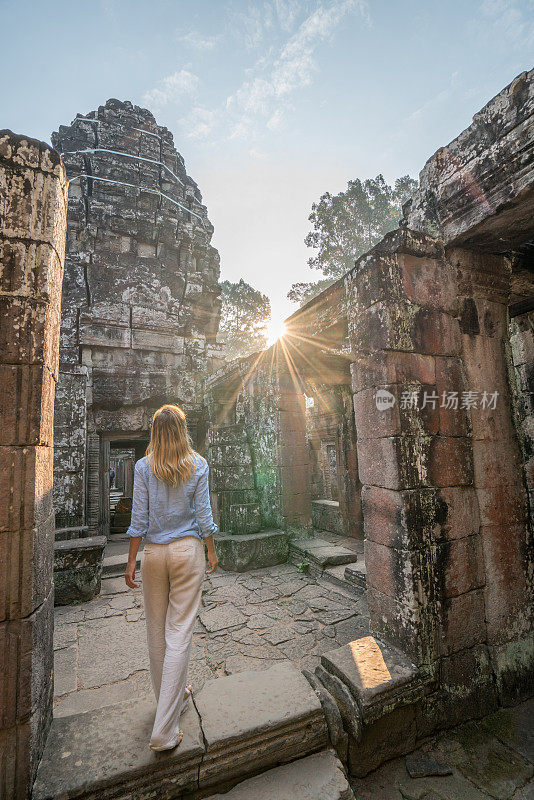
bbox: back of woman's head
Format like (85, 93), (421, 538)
(146, 404), (195, 486)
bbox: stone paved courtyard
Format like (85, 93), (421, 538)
(53, 563), (369, 718)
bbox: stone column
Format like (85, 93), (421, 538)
(277, 360), (312, 530)
(348, 228), (533, 716)
(0, 132), (67, 797)
(349, 230), (486, 671)
(454, 248), (533, 702)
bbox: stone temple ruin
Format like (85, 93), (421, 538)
(0, 69), (533, 799)
(50, 100), (222, 602)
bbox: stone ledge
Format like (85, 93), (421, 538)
(196, 662), (328, 791)
(32, 697), (203, 800)
(33, 662), (329, 800)
(53, 536), (106, 606)
(215, 530), (289, 572)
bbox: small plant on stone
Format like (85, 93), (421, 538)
(296, 561), (310, 574)
(205, 655), (218, 672)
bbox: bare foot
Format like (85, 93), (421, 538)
(150, 730), (183, 752)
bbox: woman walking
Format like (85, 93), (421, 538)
(124, 404), (219, 751)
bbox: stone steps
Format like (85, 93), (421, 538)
(204, 750), (355, 800)
(289, 537), (358, 578)
(322, 559), (366, 596)
(102, 551), (141, 577)
(33, 662), (328, 800)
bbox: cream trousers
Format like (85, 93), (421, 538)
(141, 536), (205, 750)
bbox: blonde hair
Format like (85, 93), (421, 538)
(146, 404), (195, 486)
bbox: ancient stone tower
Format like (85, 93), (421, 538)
(51, 99), (222, 540)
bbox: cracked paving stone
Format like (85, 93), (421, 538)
(334, 616), (370, 644)
(199, 603), (247, 632)
(276, 633), (316, 661)
(224, 654), (281, 675)
(109, 593), (136, 610)
(246, 613), (278, 629)
(77, 618), (149, 689)
(53, 623), (78, 650)
(55, 607), (85, 624)
(315, 609), (357, 625)
(238, 643), (284, 660)
(54, 645), (78, 697)
(261, 626), (295, 645)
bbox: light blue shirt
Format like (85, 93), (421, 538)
(126, 453), (218, 543)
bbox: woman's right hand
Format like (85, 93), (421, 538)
(206, 551), (219, 574)
(125, 559), (139, 589)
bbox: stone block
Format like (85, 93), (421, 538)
(348, 703), (417, 778)
(0, 514), (54, 621)
(0, 445), (53, 532)
(434, 535), (485, 598)
(204, 750), (355, 800)
(228, 503), (261, 534)
(0, 588), (54, 727)
(321, 636), (419, 721)
(215, 530), (289, 572)
(472, 440), (524, 488)
(398, 253), (458, 313)
(312, 499), (344, 534)
(351, 351), (436, 393)
(314, 665), (362, 741)
(441, 588), (487, 655)
(32, 697), (204, 800)
(489, 635), (534, 705)
(481, 523), (532, 645)
(364, 539), (418, 603)
(0, 364), (56, 447)
(0, 295), (60, 375)
(196, 662), (328, 790)
(427, 436), (473, 487)
(53, 535), (106, 605)
(366, 586), (422, 663)
(362, 486), (437, 550)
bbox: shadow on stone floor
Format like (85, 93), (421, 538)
(53, 562), (369, 718)
(351, 699), (534, 800)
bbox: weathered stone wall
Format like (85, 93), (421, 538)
(305, 382), (361, 537)
(346, 228), (533, 713)
(50, 99), (222, 535)
(510, 310), (534, 532)
(207, 346), (312, 533)
(404, 69), (534, 251)
(0, 131), (67, 798)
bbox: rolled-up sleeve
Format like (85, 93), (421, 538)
(194, 461), (218, 539)
(126, 462), (149, 539)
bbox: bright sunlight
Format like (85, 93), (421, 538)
(265, 316), (287, 346)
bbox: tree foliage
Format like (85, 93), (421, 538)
(289, 174), (418, 305)
(218, 279), (271, 361)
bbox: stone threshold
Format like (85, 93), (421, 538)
(33, 662), (328, 800)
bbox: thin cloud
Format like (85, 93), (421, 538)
(226, 0), (369, 138)
(179, 30), (220, 50)
(142, 70), (200, 108)
(182, 106), (219, 139)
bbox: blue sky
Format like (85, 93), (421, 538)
(2, 0), (533, 329)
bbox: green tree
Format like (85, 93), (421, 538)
(218, 279), (271, 360)
(289, 174), (418, 305)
